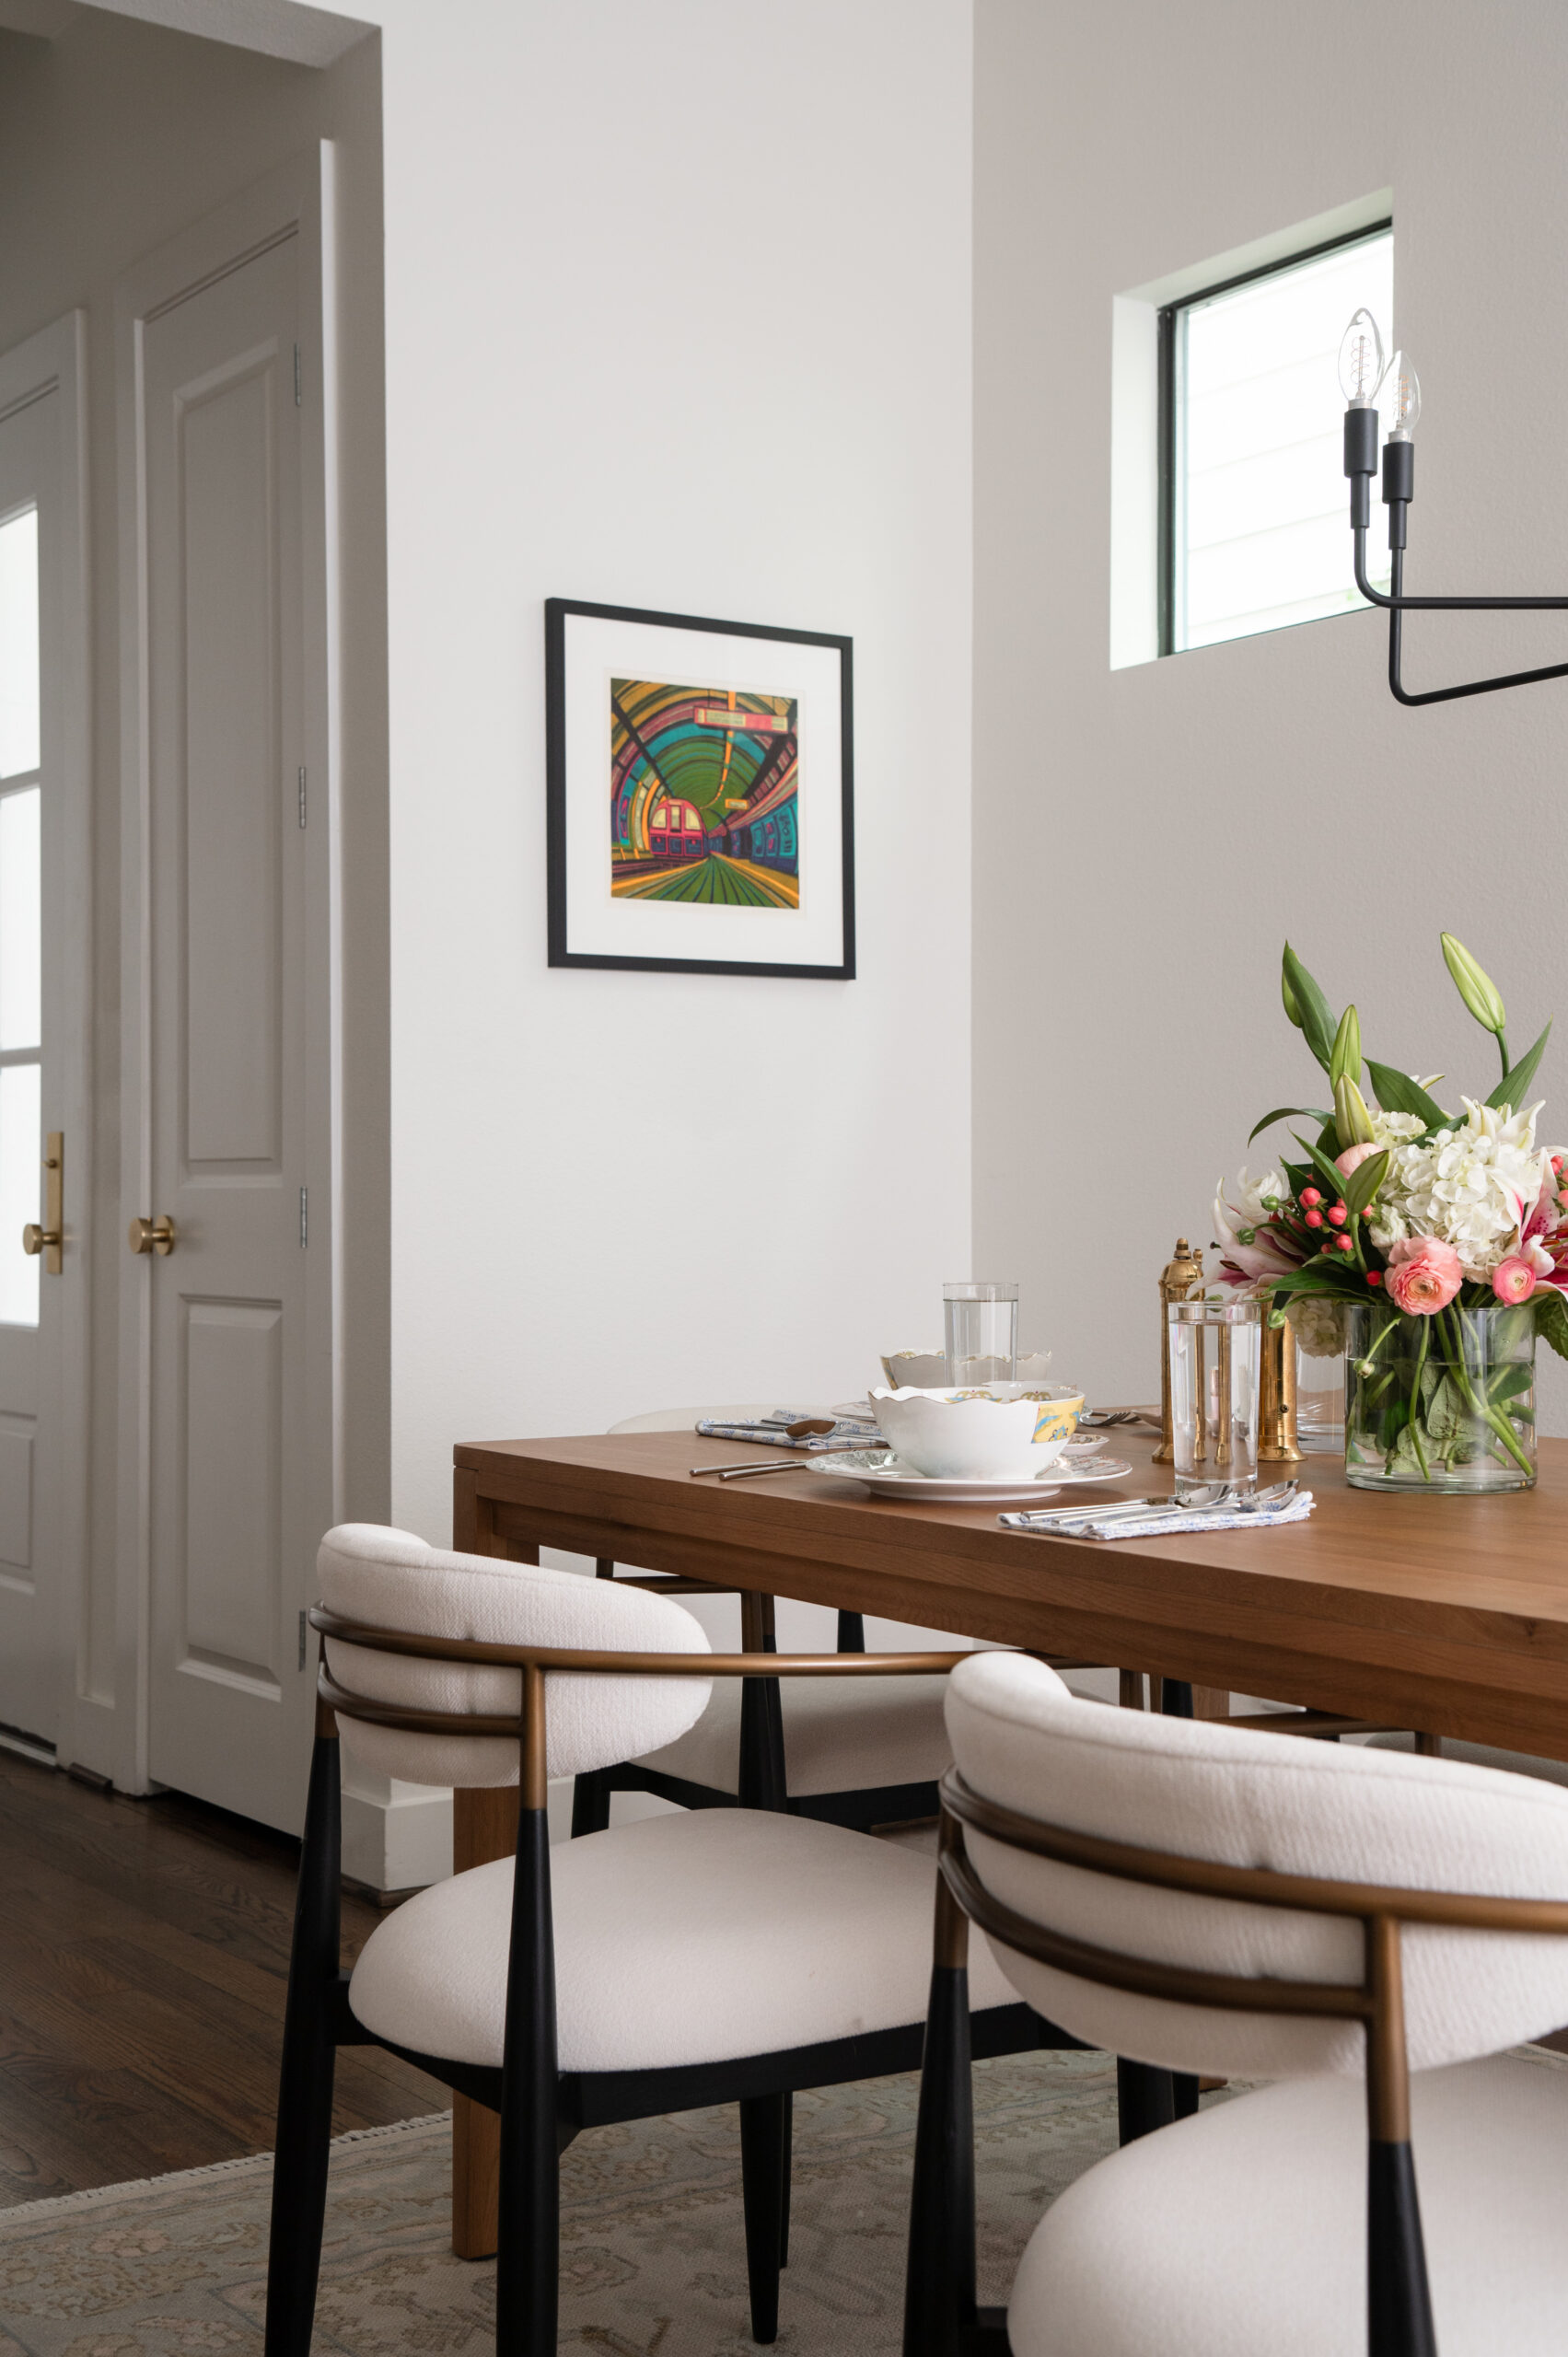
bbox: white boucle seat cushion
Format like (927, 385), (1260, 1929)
(946, 1651), (1568, 2080)
(349, 1805), (1020, 2073)
(633, 1672), (950, 1796)
(1009, 2053), (1568, 2357)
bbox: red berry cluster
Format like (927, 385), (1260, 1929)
(1300, 1186), (1357, 1256)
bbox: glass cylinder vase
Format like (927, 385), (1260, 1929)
(1343, 1299), (1537, 1493)
(1291, 1297), (1348, 1456)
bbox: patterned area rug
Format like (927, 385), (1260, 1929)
(0, 2051), (1128, 2355)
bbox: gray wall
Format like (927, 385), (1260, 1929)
(974, 0), (1568, 1427)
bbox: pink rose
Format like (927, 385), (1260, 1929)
(1492, 1256), (1537, 1306)
(1384, 1236), (1464, 1316)
(1335, 1143), (1377, 1181)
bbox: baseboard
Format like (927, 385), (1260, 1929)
(340, 1780), (454, 1894)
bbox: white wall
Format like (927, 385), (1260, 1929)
(974, 0), (1568, 1432)
(369, 0), (976, 1543)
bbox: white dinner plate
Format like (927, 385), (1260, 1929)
(807, 1449), (1135, 1504)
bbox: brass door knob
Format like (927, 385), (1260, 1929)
(129, 1214), (177, 1257)
(21, 1224), (59, 1257)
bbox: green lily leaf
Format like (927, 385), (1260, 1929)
(1484, 1019), (1552, 1115)
(1292, 1130), (1349, 1202)
(1533, 1285), (1568, 1363)
(1365, 1060), (1450, 1132)
(1248, 1106), (1333, 1144)
(1342, 1148), (1390, 1221)
(1282, 943), (1337, 1074)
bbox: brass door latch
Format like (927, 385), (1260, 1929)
(21, 1132), (64, 1275)
(129, 1213), (177, 1257)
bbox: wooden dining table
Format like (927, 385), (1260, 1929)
(445, 1422), (1568, 2256)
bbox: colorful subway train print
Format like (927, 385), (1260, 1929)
(610, 679), (799, 908)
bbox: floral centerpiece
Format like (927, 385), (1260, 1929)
(1214, 936), (1565, 1492)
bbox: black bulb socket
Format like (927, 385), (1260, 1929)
(1382, 437), (1415, 506)
(1343, 404), (1380, 479)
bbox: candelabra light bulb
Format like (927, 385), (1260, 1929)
(1338, 308), (1386, 407)
(1386, 353), (1421, 441)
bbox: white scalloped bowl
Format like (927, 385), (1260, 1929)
(868, 1384), (1084, 1480)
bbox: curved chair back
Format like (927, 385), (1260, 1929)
(943, 1650), (1568, 2084)
(317, 1524), (714, 1787)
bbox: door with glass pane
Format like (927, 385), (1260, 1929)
(0, 393), (60, 1743)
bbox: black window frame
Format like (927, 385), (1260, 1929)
(1156, 217), (1394, 659)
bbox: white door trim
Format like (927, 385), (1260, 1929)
(114, 149), (342, 1797)
(0, 311), (92, 1768)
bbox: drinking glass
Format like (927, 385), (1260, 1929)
(1167, 1296), (1262, 1499)
(1292, 1300), (1347, 1455)
(943, 1282), (1018, 1387)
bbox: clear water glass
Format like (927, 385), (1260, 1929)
(943, 1282), (1017, 1387)
(1167, 1297), (1262, 1499)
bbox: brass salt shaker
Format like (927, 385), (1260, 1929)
(1155, 1237), (1204, 1464)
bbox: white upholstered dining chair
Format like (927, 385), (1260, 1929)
(264, 1525), (1074, 2357)
(569, 1403), (971, 1834)
(904, 1650), (1568, 2357)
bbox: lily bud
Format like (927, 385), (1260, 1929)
(1334, 1074), (1376, 1149)
(1440, 934), (1506, 1036)
(1282, 957), (1304, 1031)
(1329, 1004), (1362, 1091)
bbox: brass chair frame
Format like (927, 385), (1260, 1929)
(903, 1761), (1568, 2357)
(263, 1610), (1077, 2357)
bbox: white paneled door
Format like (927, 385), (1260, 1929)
(136, 226), (322, 1831)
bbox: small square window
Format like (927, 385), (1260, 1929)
(1162, 225), (1393, 654)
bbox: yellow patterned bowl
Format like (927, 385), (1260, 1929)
(869, 1385), (1084, 1480)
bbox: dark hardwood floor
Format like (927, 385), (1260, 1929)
(0, 1745), (444, 2205)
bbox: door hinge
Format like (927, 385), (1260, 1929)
(297, 765), (307, 828)
(298, 1608), (308, 1671)
(293, 343), (302, 406)
(299, 1186), (308, 1247)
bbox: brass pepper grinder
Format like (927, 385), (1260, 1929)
(1259, 1306), (1306, 1464)
(1155, 1237), (1204, 1464)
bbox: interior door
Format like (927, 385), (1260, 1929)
(140, 232), (316, 1830)
(0, 384), (68, 1746)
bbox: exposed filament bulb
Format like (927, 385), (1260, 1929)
(1338, 308), (1387, 407)
(1386, 352), (1421, 441)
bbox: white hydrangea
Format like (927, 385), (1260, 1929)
(1368, 1097), (1551, 1281)
(1290, 1295), (1347, 1359)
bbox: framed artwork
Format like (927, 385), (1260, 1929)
(545, 598), (854, 979)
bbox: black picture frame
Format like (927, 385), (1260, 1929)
(545, 597), (854, 980)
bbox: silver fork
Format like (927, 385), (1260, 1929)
(1017, 1480), (1298, 1535)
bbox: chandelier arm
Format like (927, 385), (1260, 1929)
(1353, 528), (1568, 614)
(1387, 550), (1568, 706)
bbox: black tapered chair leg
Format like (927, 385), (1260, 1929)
(1172, 2071), (1200, 2119)
(265, 1726), (343, 2357)
(903, 1959), (976, 2357)
(570, 1769), (611, 1837)
(1368, 2140), (1437, 2357)
(740, 2090), (788, 2342)
(1117, 2057), (1176, 2143)
(837, 1609), (866, 1652)
(778, 2090), (792, 2268)
(495, 1803), (560, 2356)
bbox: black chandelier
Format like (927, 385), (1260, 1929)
(1340, 308), (1568, 706)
